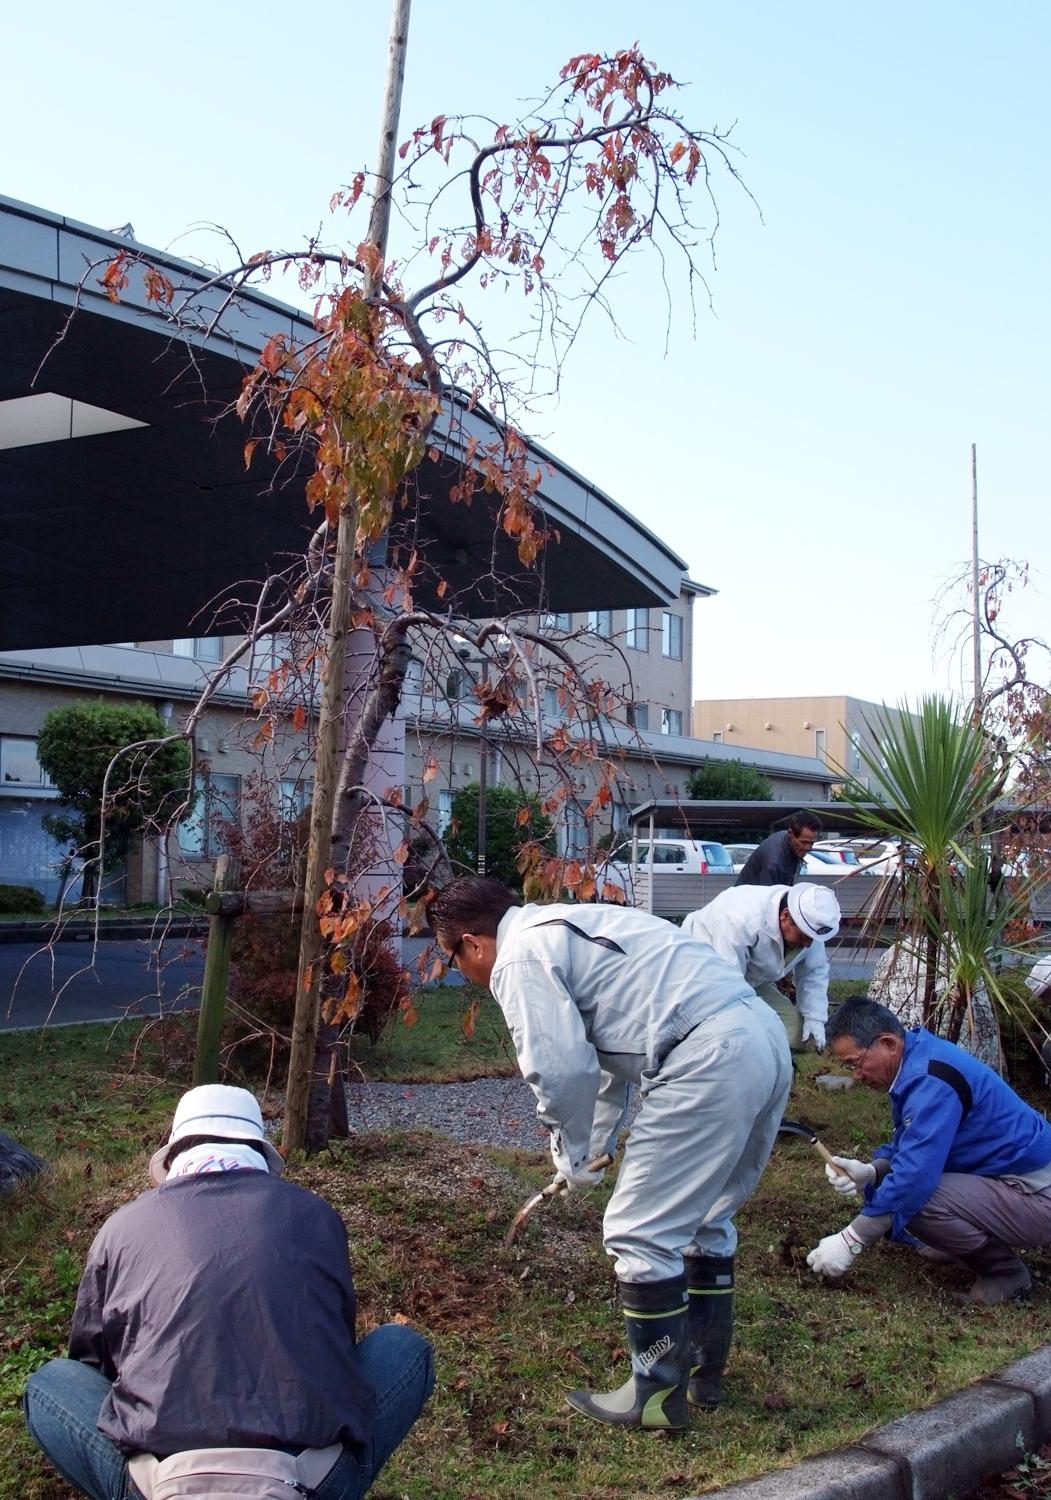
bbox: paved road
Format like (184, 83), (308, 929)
(0, 935), (879, 1033)
(0, 938), (205, 1031)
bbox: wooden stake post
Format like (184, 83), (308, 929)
(192, 857), (303, 1086)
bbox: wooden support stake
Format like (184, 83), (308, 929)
(193, 853), (242, 1087)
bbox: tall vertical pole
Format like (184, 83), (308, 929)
(284, 0), (413, 1153)
(477, 657), (489, 876)
(970, 442), (981, 721)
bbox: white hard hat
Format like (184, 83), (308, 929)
(786, 883), (841, 943)
(149, 1084), (284, 1185)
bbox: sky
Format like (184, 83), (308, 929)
(4, 1), (1048, 708)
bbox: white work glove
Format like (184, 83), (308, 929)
(806, 1226), (865, 1278)
(553, 1164), (607, 1193)
(824, 1157), (878, 1196)
(801, 1018), (826, 1050)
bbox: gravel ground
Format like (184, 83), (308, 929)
(344, 1077), (639, 1152)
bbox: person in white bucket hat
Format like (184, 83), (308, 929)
(682, 882), (841, 1051)
(24, 1084), (434, 1500)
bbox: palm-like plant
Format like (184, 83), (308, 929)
(837, 696), (1022, 1033)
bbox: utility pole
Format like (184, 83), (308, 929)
(477, 656), (489, 876)
(284, 0), (413, 1153)
(971, 442), (981, 722)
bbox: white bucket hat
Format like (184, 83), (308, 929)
(149, 1084), (284, 1185)
(1025, 955), (1051, 999)
(786, 883), (841, 943)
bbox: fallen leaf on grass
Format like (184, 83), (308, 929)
(762, 1391), (789, 1410)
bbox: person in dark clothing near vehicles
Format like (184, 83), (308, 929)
(806, 997), (1051, 1305)
(24, 1085), (434, 1500)
(736, 811), (823, 888)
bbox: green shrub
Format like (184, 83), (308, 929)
(0, 885), (46, 916)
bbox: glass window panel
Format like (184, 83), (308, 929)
(661, 612), (683, 659)
(1, 737), (50, 786)
(625, 608), (650, 650)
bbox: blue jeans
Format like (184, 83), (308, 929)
(24, 1324), (435, 1500)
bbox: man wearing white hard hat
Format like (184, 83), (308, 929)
(682, 883), (841, 1051)
(24, 1085), (434, 1500)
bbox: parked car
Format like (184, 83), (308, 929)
(725, 843), (856, 877)
(725, 842), (758, 875)
(599, 837), (734, 898)
(812, 842), (861, 867)
(821, 840), (899, 876)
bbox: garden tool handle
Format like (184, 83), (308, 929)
(548, 1152), (615, 1196)
(812, 1139), (868, 1185)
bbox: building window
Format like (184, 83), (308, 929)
(850, 730), (862, 772)
(587, 609), (613, 638)
(0, 736), (52, 788)
(437, 789), (454, 836)
(173, 637), (224, 663)
(662, 612), (683, 660)
(543, 611), (572, 632)
(445, 667), (471, 702)
(814, 728), (827, 760)
(279, 777), (314, 820)
(712, 730), (723, 744)
(661, 708), (683, 736)
(625, 608), (650, 651)
(627, 701), (649, 732)
(177, 772), (241, 858)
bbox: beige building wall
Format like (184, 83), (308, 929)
(692, 694), (919, 786)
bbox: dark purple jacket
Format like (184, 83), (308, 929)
(69, 1171), (375, 1456)
(736, 830), (802, 888)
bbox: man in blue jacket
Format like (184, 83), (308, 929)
(806, 996), (1051, 1304)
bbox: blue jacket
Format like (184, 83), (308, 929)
(862, 1028), (1051, 1238)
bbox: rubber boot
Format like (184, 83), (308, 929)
(953, 1242), (1031, 1305)
(567, 1275), (690, 1430)
(684, 1253), (734, 1409)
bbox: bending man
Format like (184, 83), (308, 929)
(682, 883), (840, 1051)
(429, 876), (792, 1431)
(25, 1085), (434, 1500)
(736, 810), (823, 887)
(806, 997), (1051, 1304)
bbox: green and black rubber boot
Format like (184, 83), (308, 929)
(684, 1252), (734, 1409)
(566, 1275), (690, 1430)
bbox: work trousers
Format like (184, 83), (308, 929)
(603, 995), (792, 1281)
(755, 981), (803, 1051)
(909, 1172), (1051, 1262)
(24, 1323), (434, 1500)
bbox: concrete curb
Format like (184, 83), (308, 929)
(692, 1345), (1051, 1499)
(0, 918), (202, 944)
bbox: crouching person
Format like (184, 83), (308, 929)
(24, 1085), (434, 1500)
(429, 876), (792, 1431)
(807, 997), (1051, 1304)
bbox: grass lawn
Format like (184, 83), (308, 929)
(3, 983), (1051, 1499)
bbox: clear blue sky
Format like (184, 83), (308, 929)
(4, 1), (1047, 707)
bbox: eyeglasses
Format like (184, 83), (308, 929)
(839, 1045), (871, 1075)
(446, 935), (466, 970)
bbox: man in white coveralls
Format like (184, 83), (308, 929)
(681, 883), (842, 1051)
(428, 876), (792, 1431)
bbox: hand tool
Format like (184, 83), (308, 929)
(504, 1153), (614, 1248)
(776, 1118), (870, 1184)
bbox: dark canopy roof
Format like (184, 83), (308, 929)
(628, 798), (1051, 836)
(0, 196), (693, 651)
